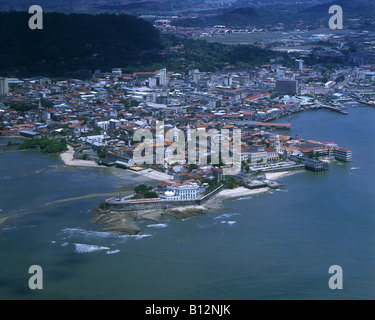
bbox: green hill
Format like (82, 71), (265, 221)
(173, 4), (310, 28)
(296, 0), (375, 30)
(174, 0), (375, 29)
(0, 12), (164, 76)
(0, 11), (294, 77)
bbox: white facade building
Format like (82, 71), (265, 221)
(0, 77), (9, 95)
(165, 182), (202, 201)
(159, 68), (167, 86)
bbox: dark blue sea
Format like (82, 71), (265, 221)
(0, 105), (374, 300)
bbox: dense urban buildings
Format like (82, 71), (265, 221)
(1, 53), (359, 205)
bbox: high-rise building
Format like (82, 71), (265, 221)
(294, 59), (304, 70)
(223, 76), (232, 87)
(0, 77), (9, 95)
(159, 68), (167, 86)
(276, 79), (299, 94)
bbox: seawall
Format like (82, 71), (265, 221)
(106, 185), (224, 212)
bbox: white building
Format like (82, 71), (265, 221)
(0, 77), (9, 95)
(294, 59), (304, 70)
(274, 134), (281, 154)
(247, 151), (268, 164)
(159, 68), (167, 86)
(332, 147), (352, 162)
(148, 77), (157, 88)
(164, 182), (202, 201)
(112, 68), (122, 76)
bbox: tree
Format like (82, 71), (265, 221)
(11, 103), (38, 112)
(94, 127), (103, 135)
(189, 164), (198, 171)
(40, 99), (54, 108)
(19, 138), (67, 153)
(134, 184), (152, 195)
(98, 149), (106, 159)
(99, 202), (107, 209)
(144, 191), (159, 199)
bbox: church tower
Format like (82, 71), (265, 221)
(275, 134), (281, 154)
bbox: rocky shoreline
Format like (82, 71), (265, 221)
(90, 203), (215, 235)
(89, 183), (279, 234)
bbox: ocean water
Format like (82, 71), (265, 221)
(0, 105), (374, 300)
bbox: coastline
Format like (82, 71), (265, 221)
(214, 186), (270, 200)
(93, 185), (277, 234)
(91, 169), (303, 234)
(265, 170), (301, 180)
(127, 168), (174, 181)
(60, 146), (102, 168)
(60, 146), (174, 181)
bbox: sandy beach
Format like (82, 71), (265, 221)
(60, 146), (102, 168)
(265, 170), (300, 180)
(128, 168), (174, 181)
(60, 146), (175, 182)
(215, 187), (270, 199)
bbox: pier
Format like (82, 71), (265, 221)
(288, 155), (329, 172)
(256, 122), (291, 130)
(320, 105), (348, 115)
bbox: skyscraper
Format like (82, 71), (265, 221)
(0, 77), (9, 95)
(159, 68), (167, 86)
(294, 59), (304, 70)
(276, 79), (299, 94)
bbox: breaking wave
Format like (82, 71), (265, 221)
(73, 243), (110, 253)
(146, 223), (168, 228)
(221, 221), (237, 225)
(238, 196), (253, 200)
(60, 227), (130, 240)
(214, 213), (240, 220)
(106, 250), (120, 255)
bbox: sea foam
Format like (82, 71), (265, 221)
(106, 250), (120, 255)
(73, 243), (110, 254)
(60, 227), (129, 240)
(214, 213), (240, 220)
(146, 223), (168, 228)
(221, 220), (237, 225)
